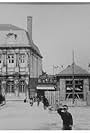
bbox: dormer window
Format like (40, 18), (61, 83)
(6, 33), (17, 39)
(8, 54), (14, 63)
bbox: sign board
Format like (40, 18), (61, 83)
(37, 86), (55, 90)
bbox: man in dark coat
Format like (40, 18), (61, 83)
(43, 96), (49, 109)
(57, 105), (73, 130)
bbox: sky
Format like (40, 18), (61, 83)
(0, 3), (90, 74)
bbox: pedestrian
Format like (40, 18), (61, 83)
(57, 105), (73, 130)
(37, 97), (40, 106)
(24, 98), (27, 103)
(30, 97), (33, 106)
(43, 96), (49, 109)
(55, 100), (59, 111)
(39, 98), (44, 110)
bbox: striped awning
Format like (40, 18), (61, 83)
(37, 86), (55, 90)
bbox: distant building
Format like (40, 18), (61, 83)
(56, 63), (90, 101)
(37, 73), (57, 104)
(0, 16), (42, 100)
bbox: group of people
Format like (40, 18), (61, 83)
(24, 95), (49, 110)
(24, 96), (73, 130)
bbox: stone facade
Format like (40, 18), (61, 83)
(0, 48), (42, 100)
(0, 17), (42, 100)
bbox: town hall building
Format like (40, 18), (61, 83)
(0, 16), (42, 100)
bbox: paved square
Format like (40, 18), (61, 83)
(0, 101), (90, 130)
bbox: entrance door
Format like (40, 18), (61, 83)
(6, 81), (14, 93)
(19, 80), (26, 99)
(5, 81), (15, 100)
(19, 81), (25, 93)
(5, 80), (26, 101)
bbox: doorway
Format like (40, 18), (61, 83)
(6, 81), (14, 93)
(19, 80), (25, 93)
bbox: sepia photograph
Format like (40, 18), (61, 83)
(0, 1), (89, 130)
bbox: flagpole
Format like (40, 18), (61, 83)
(72, 50), (75, 104)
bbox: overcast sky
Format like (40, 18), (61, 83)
(0, 3), (90, 74)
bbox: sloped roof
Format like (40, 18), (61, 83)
(26, 32), (42, 58)
(0, 30), (29, 47)
(0, 24), (23, 31)
(0, 24), (42, 58)
(57, 63), (89, 76)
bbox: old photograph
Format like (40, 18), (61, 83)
(0, 2), (89, 130)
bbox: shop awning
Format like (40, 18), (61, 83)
(37, 86), (55, 90)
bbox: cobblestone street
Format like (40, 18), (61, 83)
(0, 101), (90, 130)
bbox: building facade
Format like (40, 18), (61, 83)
(56, 63), (90, 101)
(0, 16), (42, 100)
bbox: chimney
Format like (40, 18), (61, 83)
(27, 16), (32, 41)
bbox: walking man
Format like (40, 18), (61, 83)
(57, 105), (73, 130)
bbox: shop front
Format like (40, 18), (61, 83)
(37, 74), (57, 104)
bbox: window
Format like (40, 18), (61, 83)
(20, 54), (25, 63)
(8, 54), (14, 63)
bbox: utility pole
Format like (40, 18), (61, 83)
(72, 50), (75, 104)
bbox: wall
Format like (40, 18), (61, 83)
(83, 78), (89, 101)
(59, 79), (66, 100)
(0, 48), (42, 98)
(30, 52), (42, 78)
(0, 49), (42, 77)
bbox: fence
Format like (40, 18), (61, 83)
(45, 91), (87, 107)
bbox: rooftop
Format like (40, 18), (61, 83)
(57, 63), (89, 77)
(0, 24), (23, 31)
(0, 24), (42, 58)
